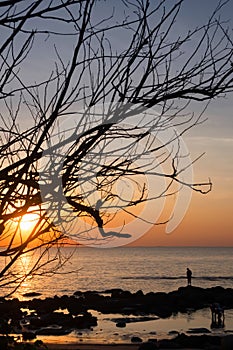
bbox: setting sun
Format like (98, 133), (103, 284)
(20, 213), (39, 231)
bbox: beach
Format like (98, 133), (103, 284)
(1, 285), (233, 350)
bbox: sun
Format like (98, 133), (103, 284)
(20, 213), (39, 231)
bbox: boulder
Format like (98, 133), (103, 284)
(131, 336), (143, 343)
(116, 322), (126, 328)
(138, 341), (158, 349)
(22, 331), (36, 340)
(221, 335), (233, 350)
(187, 327), (211, 334)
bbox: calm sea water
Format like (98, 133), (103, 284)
(5, 246), (233, 299)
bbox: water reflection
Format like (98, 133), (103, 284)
(37, 308), (233, 346)
(14, 253), (34, 296)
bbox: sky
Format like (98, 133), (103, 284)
(132, 103), (233, 246)
(1, 0), (233, 248)
(129, 0), (233, 247)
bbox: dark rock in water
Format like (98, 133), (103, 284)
(28, 309), (97, 331)
(112, 316), (159, 324)
(73, 290), (83, 296)
(116, 321), (126, 328)
(158, 339), (179, 348)
(159, 333), (222, 348)
(221, 335), (233, 350)
(187, 327), (211, 334)
(22, 292), (42, 298)
(0, 286), (233, 345)
(131, 336), (143, 343)
(147, 338), (158, 344)
(72, 311), (98, 329)
(48, 286), (233, 317)
(30, 311), (73, 328)
(36, 326), (71, 335)
(111, 289), (132, 299)
(102, 288), (123, 294)
(22, 331), (36, 340)
(135, 290), (144, 297)
(168, 330), (179, 335)
(138, 341), (158, 349)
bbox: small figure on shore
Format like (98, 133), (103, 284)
(186, 268), (192, 286)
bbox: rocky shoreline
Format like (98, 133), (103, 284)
(0, 286), (233, 348)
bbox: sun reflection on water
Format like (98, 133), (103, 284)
(15, 253), (34, 296)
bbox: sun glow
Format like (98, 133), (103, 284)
(20, 213), (39, 232)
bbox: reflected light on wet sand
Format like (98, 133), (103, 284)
(37, 308), (233, 345)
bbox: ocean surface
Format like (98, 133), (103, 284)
(4, 246), (233, 299)
(1, 246), (233, 344)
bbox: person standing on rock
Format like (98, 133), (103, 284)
(186, 268), (192, 286)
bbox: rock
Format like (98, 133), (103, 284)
(148, 338), (157, 343)
(103, 288), (123, 295)
(138, 341), (158, 349)
(116, 322), (126, 328)
(122, 307), (136, 313)
(73, 291), (84, 296)
(22, 292), (42, 298)
(28, 309), (97, 331)
(31, 311), (73, 328)
(158, 339), (179, 348)
(73, 311), (98, 329)
(221, 335), (233, 350)
(113, 316), (158, 324)
(22, 331), (36, 340)
(27, 286), (233, 317)
(131, 336), (143, 343)
(168, 330), (179, 335)
(187, 327), (211, 334)
(172, 333), (221, 348)
(0, 336), (12, 348)
(135, 290), (144, 297)
(0, 286), (233, 346)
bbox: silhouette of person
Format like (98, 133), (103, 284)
(186, 268), (192, 286)
(210, 303), (225, 328)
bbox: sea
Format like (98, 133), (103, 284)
(8, 246), (233, 299)
(1, 246), (233, 344)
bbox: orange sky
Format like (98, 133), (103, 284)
(130, 100), (233, 247)
(131, 191), (233, 247)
